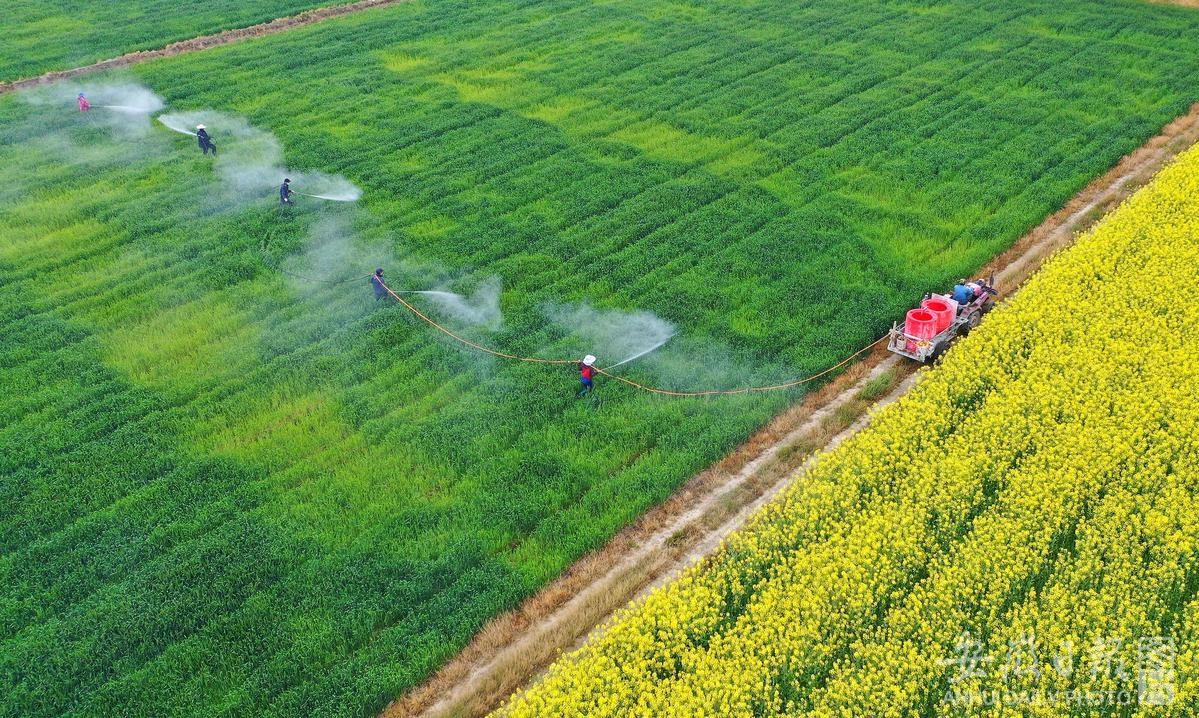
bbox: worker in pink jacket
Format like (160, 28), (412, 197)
(77, 93), (90, 112)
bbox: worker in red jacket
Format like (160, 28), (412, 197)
(577, 354), (597, 398)
(77, 93), (90, 112)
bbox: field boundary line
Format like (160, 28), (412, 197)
(2, 0), (1196, 95)
(0, 0), (412, 94)
(383, 100), (1199, 718)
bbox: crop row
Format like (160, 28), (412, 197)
(6, 0), (1199, 716)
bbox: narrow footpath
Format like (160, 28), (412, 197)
(0, 0), (411, 94)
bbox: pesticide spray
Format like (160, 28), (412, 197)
(407, 279), (503, 329)
(100, 105), (156, 114)
(79, 84), (164, 117)
(157, 110), (362, 204)
(296, 191), (360, 203)
(546, 303), (676, 370)
(157, 115), (197, 136)
(20, 81), (165, 139)
(286, 214), (401, 291)
(603, 334), (676, 370)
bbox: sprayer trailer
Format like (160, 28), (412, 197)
(887, 276), (997, 364)
(887, 314), (970, 363)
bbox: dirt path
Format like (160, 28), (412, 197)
(0, 0), (411, 94)
(384, 100), (1199, 718)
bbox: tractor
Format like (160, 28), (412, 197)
(887, 275), (998, 363)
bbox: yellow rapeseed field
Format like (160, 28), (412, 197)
(495, 144), (1199, 717)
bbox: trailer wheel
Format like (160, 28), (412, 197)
(929, 340), (948, 363)
(961, 310), (981, 335)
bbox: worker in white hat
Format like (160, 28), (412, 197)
(195, 124), (216, 155)
(577, 355), (597, 398)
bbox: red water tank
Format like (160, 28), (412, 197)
(904, 308), (938, 351)
(921, 296), (956, 334)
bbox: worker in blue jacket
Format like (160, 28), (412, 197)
(195, 125), (216, 155)
(952, 280), (975, 305)
(280, 178), (293, 205)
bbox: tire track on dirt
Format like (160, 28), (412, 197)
(384, 99), (1199, 718)
(0, 0), (412, 94)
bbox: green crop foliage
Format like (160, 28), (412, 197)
(0, 0), (348, 82)
(3, 0), (1199, 716)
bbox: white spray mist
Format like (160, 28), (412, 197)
(409, 277), (504, 329)
(20, 80), (165, 138)
(157, 109), (362, 205)
(544, 303), (676, 368)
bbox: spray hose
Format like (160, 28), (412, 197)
(377, 278), (889, 396)
(592, 337), (887, 396)
(380, 280), (574, 365)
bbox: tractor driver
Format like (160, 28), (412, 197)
(952, 279), (975, 305)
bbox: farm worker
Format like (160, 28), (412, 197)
(968, 280), (993, 297)
(371, 268), (388, 300)
(280, 178), (293, 205)
(952, 279), (974, 305)
(577, 355), (597, 398)
(195, 125), (216, 155)
(77, 93), (90, 112)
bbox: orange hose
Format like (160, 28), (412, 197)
(380, 280), (573, 365)
(592, 336), (887, 396)
(378, 278), (887, 395)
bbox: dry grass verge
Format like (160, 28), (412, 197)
(0, 0), (411, 94)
